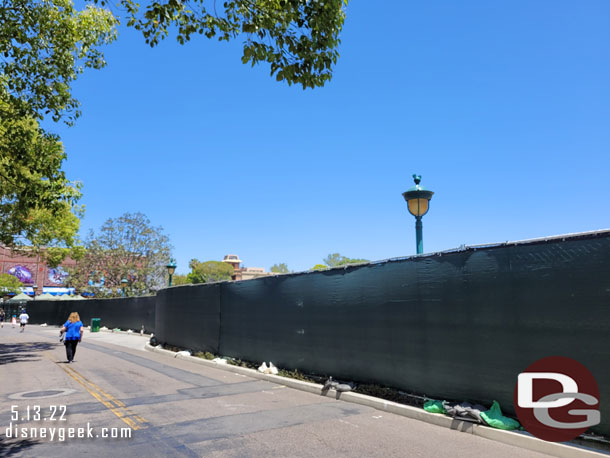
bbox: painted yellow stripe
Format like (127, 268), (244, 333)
(65, 366), (126, 407)
(59, 364), (142, 430)
(48, 356), (149, 430)
(67, 367), (149, 429)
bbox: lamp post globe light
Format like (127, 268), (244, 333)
(402, 174), (434, 255)
(121, 278), (128, 297)
(166, 259), (177, 287)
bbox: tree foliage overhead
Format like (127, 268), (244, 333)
(0, 96), (82, 250)
(187, 259), (234, 284)
(0, 0), (118, 123)
(104, 0), (348, 89)
(323, 253), (369, 267)
(2, 0), (348, 125)
(66, 212), (172, 297)
(0, 0), (348, 260)
(0, 0), (116, 251)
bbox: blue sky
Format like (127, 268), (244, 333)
(48, 1), (610, 274)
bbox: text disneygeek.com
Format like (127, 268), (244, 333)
(4, 405), (132, 441)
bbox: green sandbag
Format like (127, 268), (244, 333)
(480, 400), (521, 430)
(423, 400), (446, 414)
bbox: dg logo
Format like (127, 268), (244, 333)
(514, 356), (601, 442)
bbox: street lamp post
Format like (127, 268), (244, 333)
(166, 259), (177, 287)
(32, 284), (37, 300)
(121, 278), (128, 297)
(402, 174), (434, 254)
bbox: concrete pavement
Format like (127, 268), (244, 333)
(0, 324), (576, 457)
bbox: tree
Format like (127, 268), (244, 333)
(66, 213), (172, 297)
(115, 0), (349, 89)
(323, 253), (369, 267)
(0, 273), (23, 295)
(187, 259), (234, 284)
(171, 274), (190, 286)
(311, 264), (328, 271)
(45, 245), (86, 269)
(0, 0), (115, 251)
(1, 0), (348, 269)
(0, 97), (82, 254)
(1, 0), (118, 123)
(1, 0), (347, 252)
(2, 0), (347, 129)
(270, 263), (290, 273)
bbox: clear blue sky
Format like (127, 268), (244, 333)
(48, 1), (610, 274)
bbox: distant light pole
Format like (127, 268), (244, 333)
(121, 278), (128, 297)
(166, 259), (177, 287)
(402, 174), (434, 254)
(32, 284), (37, 300)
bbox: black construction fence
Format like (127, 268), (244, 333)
(20, 295), (155, 333)
(15, 230), (610, 436)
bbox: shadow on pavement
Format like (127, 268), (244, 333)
(0, 437), (38, 458)
(0, 342), (56, 365)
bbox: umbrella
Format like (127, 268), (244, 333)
(37, 293), (58, 300)
(7, 292), (33, 302)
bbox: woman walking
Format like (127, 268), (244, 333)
(61, 312), (83, 363)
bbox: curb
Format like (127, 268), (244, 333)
(145, 344), (607, 458)
(38, 325), (147, 337)
(90, 328), (150, 337)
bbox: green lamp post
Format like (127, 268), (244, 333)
(166, 259), (177, 287)
(120, 277), (128, 297)
(402, 174), (434, 254)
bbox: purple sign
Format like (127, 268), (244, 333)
(8, 265), (32, 283)
(48, 267), (68, 285)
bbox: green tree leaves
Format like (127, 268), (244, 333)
(310, 254), (369, 271)
(186, 259), (234, 284)
(0, 0), (117, 123)
(0, 0), (349, 268)
(98, 0), (348, 89)
(0, 0), (116, 251)
(323, 253), (369, 267)
(66, 213), (172, 296)
(0, 273), (24, 295)
(170, 274), (190, 286)
(270, 262), (290, 273)
(0, 96), (82, 251)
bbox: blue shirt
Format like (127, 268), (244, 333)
(63, 321), (83, 340)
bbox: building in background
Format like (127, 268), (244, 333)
(222, 254), (272, 281)
(1, 247), (275, 294)
(0, 246), (76, 296)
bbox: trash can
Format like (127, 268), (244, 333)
(91, 318), (101, 333)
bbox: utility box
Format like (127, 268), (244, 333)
(91, 318), (101, 333)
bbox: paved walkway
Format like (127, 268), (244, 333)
(0, 325), (553, 457)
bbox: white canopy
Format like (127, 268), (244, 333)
(7, 292), (33, 302)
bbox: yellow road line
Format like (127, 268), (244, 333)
(65, 366), (126, 407)
(65, 367), (118, 405)
(63, 368), (141, 430)
(48, 355), (149, 430)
